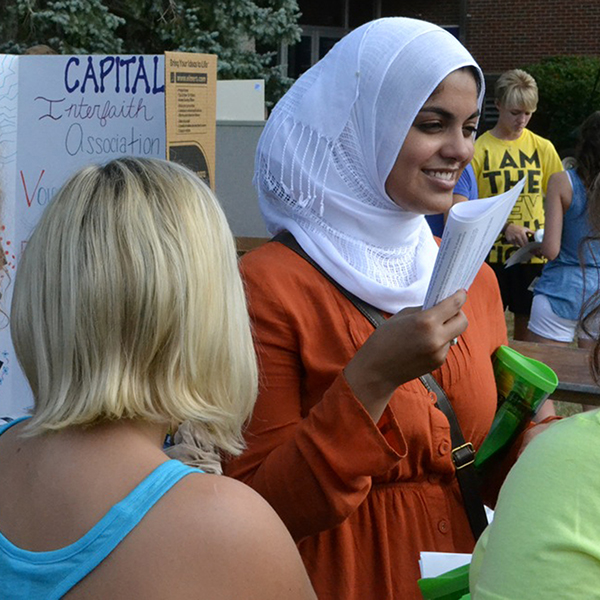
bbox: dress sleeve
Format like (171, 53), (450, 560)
(224, 247), (407, 541)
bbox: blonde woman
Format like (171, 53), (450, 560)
(0, 158), (316, 599)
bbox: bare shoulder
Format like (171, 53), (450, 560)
(548, 170), (570, 191)
(172, 471), (286, 530)
(149, 473), (317, 599)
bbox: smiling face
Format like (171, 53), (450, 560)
(384, 69), (479, 215)
(495, 102), (534, 140)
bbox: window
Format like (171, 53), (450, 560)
(283, 0), (379, 78)
(283, 1), (459, 80)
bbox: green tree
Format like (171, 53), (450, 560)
(152, 0), (302, 105)
(523, 56), (600, 156)
(0, 0), (124, 54)
(0, 0), (301, 104)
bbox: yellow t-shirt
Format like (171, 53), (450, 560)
(472, 129), (563, 264)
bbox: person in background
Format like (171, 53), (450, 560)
(469, 169), (600, 600)
(472, 69), (563, 341)
(526, 111), (600, 410)
(225, 18), (529, 599)
(453, 162), (479, 204)
(0, 158), (316, 599)
(424, 208), (447, 237)
(23, 45), (58, 55)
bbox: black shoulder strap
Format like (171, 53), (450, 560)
(272, 230), (488, 540)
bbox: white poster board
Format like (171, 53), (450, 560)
(0, 54), (167, 417)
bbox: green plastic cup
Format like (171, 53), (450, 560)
(418, 563), (470, 600)
(474, 345), (558, 471)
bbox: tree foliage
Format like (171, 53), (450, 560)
(523, 56), (600, 156)
(0, 0), (302, 104)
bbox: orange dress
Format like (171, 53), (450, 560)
(225, 242), (508, 599)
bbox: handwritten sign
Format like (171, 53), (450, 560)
(0, 53), (170, 416)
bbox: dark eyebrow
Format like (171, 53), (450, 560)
(418, 107), (480, 120)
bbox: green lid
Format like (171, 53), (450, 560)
(417, 563), (470, 600)
(494, 345), (558, 394)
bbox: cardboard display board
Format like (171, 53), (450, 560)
(165, 51), (217, 188)
(0, 52), (216, 417)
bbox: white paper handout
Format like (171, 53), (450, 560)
(423, 178), (525, 309)
(419, 552), (472, 578)
(504, 241), (541, 268)
(504, 229), (544, 268)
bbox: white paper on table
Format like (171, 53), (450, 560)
(419, 552), (472, 578)
(423, 178), (525, 309)
(504, 240), (542, 268)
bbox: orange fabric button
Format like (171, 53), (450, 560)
(429, 392), (437, 403)
(438, 440), (450, 455)
(438, 519), (449, 534)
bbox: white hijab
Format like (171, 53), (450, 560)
(255, 18), (484, 313)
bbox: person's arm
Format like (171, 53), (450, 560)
(502, 222), (534, 247)
(169, 475), (318, 599)
(225, 246), (465, 540)
(539, 171), (572, 260)
(503, 143), (563, 248)
(344, 292), (467, 422)
(225, 249), (404, 541)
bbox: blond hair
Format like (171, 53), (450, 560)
(11, 158), (257, 456)
(495, 69), (538, 112)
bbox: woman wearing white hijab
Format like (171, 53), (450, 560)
(225, 18), (510, 598)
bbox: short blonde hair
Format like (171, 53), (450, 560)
(11, 158), (257, 455)
(495, 69), (538, 112)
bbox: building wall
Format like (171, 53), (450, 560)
(380, 0), (461, 25)
(465, 0), (600, 72)
(215, 121), (268, 237)
(297, 0), (600, 75)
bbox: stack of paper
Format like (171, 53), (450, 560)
(424, 178), (525, 310)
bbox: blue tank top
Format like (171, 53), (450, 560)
(0, 418), (203, 599)
(534, 169), (600, 320)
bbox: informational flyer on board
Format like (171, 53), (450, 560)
(164, 51), (217, 189)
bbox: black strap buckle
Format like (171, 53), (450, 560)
(452, 442), (475, 471)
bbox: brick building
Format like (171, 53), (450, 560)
(284, 0), (600, 135)
(287, 0), (600, 77)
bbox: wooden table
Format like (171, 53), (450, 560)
(509, 340), (600, 406)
